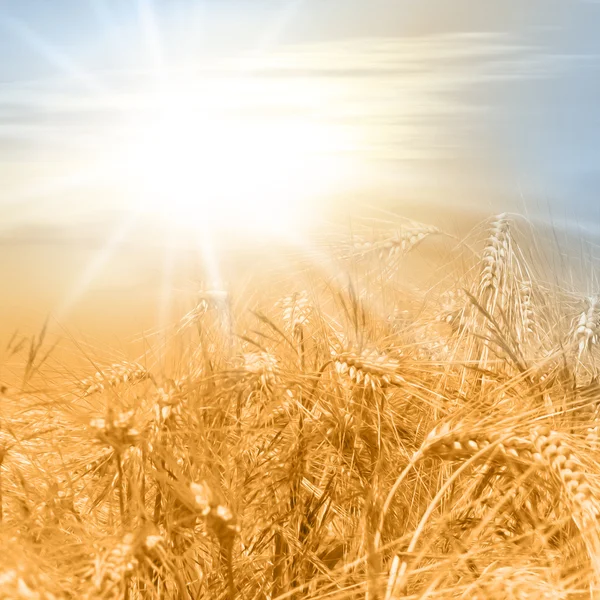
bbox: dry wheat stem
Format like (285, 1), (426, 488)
(388, 438), (508, 597)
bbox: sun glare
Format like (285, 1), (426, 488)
(119, 87), (350, 237)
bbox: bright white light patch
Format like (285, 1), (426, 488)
(120, 90), (348, 236)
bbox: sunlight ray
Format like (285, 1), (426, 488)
(0, 16), (107, 94)
(53, 212), (139, 324)
(136, 0), (165, 75)
(156, 222), (177, 357)
(195, 224), (223, 293)
(1, 3), (599, 597)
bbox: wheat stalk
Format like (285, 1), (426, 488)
(79, 362), (150, 397)
(191, 481), (239, 599)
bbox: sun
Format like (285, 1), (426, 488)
(117, 86), (349, 237)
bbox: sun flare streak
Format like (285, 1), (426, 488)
(115, 86), (352, 237)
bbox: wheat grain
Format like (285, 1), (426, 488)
(89, 410), (141, 451)
(422, 420), (534, 464)
(530, 426), (600, 525)
(241, 351), (280, 390)
(518, 279), (536, 340)
(333, 348), (404, 389)
(79, 362), (149, 397)
(575, 296), (600, 355)
(278, 290), (313, 331)
(480, 213), (510, 295)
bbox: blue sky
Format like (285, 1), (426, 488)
(1, 0), (599, 232)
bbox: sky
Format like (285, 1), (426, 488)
(2, 1), (600, 226)
(0, 0), (599, 341)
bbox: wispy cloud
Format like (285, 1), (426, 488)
(0, 30), (598, 235)
(0, 32), (586, 161)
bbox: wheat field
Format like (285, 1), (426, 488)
(1, 213), (600, 599)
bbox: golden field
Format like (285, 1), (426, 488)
(1, 213), (600, 599)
